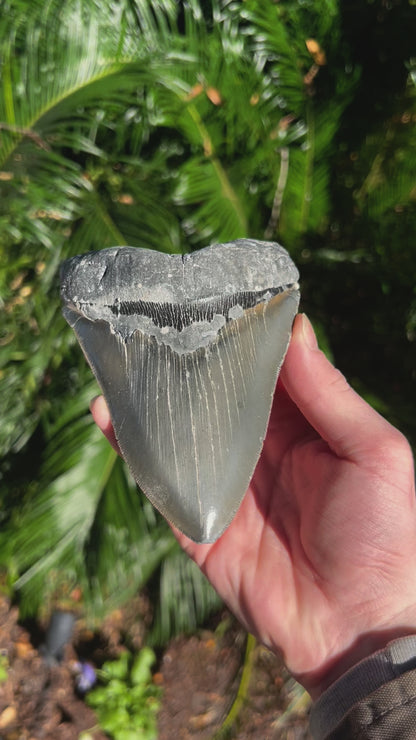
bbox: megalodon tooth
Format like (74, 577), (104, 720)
(60, 239), (300, 543)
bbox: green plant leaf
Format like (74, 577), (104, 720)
(0, 377), (174, 617)
(150, 543), (222, 646)
(130, 647), (156, 686)
(86, 647), (161, 740)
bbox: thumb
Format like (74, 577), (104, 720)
(280, 314), (396, 460)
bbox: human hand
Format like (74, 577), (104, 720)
(91, 313), (416, 698)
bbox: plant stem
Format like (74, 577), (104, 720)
(213, 632), (257, 739)
(264, 146), (289, 239)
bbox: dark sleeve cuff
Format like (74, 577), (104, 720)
(310, 635), (416, 738)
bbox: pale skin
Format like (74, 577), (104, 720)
(91, 313), (416, 699)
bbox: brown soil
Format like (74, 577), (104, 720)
(158, 624), (312, 740)
(0, 596), (312, 739)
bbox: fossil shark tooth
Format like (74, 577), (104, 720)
(60, 239), (300, 543)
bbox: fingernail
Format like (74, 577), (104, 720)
(301, 313), (318, 350)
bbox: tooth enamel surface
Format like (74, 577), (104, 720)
(61, 239), (300, 543)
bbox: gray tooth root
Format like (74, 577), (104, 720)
(60, 239), (300, 543)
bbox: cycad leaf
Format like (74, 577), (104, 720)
(3, 389), (114, 583)
(240, 1), (306, 115)
(83, 461), (175, 616)
(0, 380), (171, 616)
(150, 543), (222, 646)
(174, 157), (248, 242)
(0, 1), (152, 169)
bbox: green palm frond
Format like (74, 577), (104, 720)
(240, 2), (307, 116)
(0, 7), (138, 163)
(0, 1), (152, 235)
(239, 0), (358, 245)
(174, 155), (248, 243)
(150, 543), (222, 646)
(0, 379), (174, 618)
(73, 169), (184, 255)
(279, 105), (344, 242)
(3, 383), (115, 599)
(83, 462), (175, 617)
(0, 243), (81, 456)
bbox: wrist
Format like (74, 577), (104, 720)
(298, 627), (416, 700)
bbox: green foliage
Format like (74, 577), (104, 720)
(150, 544), (222, 646)
(0, 0), (415, 634)
(84, 648), (162, 740)
(3, 381), (175, 617)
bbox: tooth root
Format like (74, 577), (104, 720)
(61, 240), (300, 543)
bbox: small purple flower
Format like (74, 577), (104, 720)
(74, 661), (97, 693)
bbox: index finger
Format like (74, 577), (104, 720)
(280, 314), (399, 460)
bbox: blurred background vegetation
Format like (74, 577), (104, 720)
(0, 0), (415, 642)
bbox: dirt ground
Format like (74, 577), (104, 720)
(0, 595), (312, 739)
